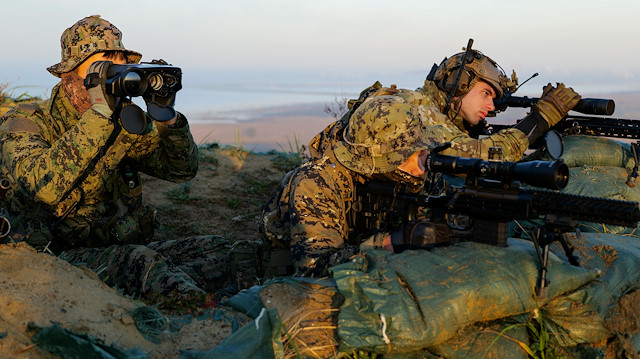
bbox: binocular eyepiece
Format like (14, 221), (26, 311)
(425, 154), (569, 190)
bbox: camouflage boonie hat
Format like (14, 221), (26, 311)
(333, 97), (437, 175)
(47, 15), (142, 77)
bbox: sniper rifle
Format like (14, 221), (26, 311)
(351, 151), (640, 297)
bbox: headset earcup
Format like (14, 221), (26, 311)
(442, 68), (472, 96)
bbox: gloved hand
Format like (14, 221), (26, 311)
(535, 83), (581, 126)
(144, 92), (177, 122)
(84, 60), (115, 118)
(143, 58), (178, 123)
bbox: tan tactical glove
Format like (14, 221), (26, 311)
(535, 83), (581, 127)
(84, 60), (115, 118)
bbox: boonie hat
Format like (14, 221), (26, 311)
(333, 96), (437, 175)
(47, 15), (142, 77)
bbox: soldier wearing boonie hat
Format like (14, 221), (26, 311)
(260, 87), (438, 277)
(0, 16), (250, 298)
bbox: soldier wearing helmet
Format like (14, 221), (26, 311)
(260, 43), (582, 277)
(0, 16), (243, 297)
(261, 90), (439, 276)
(419, 46), (581, 161)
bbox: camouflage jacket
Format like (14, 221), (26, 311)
(261, 150), (386, 276)
(260, 81), (530, 276)
(360, 81), (529, 161)
(0, 83), (198, 249)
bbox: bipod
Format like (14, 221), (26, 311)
(530, 216), (581, 299)
(626, 141), (640, 187)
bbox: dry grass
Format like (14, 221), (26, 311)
(259, 280), (343, 358)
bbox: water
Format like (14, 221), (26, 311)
(5, 66), (640, 125)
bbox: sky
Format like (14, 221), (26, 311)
(2, 0), (640, 104)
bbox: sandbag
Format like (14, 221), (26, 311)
(559, 135), (635, 169)
(563, 166), (640, 203)
(330, 239), (600, 355)
(181, 307), (283, 359)
(540, 232), (640, 346)
(426, 316), (530, 359)
(561, 166), (640, 235)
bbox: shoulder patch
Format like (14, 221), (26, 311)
(16, 103), (43, 116)
(2, 117), (41, 134)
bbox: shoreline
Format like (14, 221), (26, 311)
(186, 91), (640, 153)
(189, 113), (336, 152)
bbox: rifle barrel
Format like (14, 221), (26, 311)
(449, 187), (640, 228)
(530, 191), (640, 227)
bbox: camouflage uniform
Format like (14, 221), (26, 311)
(262, 47), (581, 278)
(0, 15), (239, 297)
(261, 87), (438, 276)
(0, 85), (197, 249)
(60, 235), (232, 295)
(413, 81), (529, 161)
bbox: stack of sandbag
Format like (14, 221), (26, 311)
(330, 233), (640, 358)
(557, 135), (640, 235)
(186, 230), (640, 358)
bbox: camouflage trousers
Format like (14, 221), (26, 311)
(61, 235), (265, 297)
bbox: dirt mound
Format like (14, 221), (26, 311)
(0, 148), (295, 358)
(0, 242), (153, 357)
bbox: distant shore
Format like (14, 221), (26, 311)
(187, 102), (336, 152)
(186, 91), (640, 152)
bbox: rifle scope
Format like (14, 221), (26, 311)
(425, 154), (569, 190)
(495, 96), (615, 116)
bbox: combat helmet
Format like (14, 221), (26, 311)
(47, 15), (142, 77)
(333, 97), (437, 175)
(427, 49), (517, 100)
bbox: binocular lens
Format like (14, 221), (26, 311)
(123, 71), (143, 95)
(165, 75), (177, 87)
(148, 74), (164, 91)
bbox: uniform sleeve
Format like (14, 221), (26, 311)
(0, 107), (114, 206)
(356, 93), (529, 162)
(128, 112), (198, 183)
(287, 168), (359, 276)
(420, 105), (530, 161)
